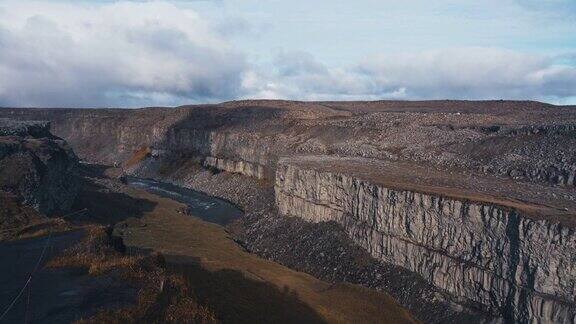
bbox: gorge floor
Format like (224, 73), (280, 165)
(86, 167), (419, 324)
(1, 167), (418, 323)
(128, 159), (490, 323)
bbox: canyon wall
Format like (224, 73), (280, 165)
(275, 162), (576, 323)
(3, 101), (575, 189)
(6, 108), (281, 176)
(203, 156), (266, 179)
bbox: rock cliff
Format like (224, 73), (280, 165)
(3, 100), (575, 187)
(275, 158), (576, 323)
(203, 156), (266, 179)
(0, 119), (79, 216)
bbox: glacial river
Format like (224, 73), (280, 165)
(126, 177), (243, 226)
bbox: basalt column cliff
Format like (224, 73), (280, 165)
(2, 100), (575, 323)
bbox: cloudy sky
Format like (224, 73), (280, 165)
(0, 0), (575, 107)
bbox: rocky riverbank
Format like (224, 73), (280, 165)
(103, 163), (418, 324)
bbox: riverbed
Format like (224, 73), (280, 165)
(126, 177), (243, 226)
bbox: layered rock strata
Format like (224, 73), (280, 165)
(203, 156), (265, 179)
(2, 100), (576, 188)
(275, 160), (576, 323)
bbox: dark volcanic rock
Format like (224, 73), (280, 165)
(0, 120), (79, 216)
(0, 119), (53, 138)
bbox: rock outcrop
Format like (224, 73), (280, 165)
(0, 119), (53, 138)
(203, 156), (265, 179)
(0, 119), (79, 216)
(275, 158), (576, 323)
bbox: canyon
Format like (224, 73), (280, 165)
(1, 99), (575, 323)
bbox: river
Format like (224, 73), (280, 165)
(126, 177), (243, 226)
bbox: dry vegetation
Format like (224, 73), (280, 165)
(9, 167), (417, 324)
(48, 226), (218, 324)
(123, 146), (152, 169)
(0, 192), (42, 240)
(115, 183), (418, 324)
(13, 218), (74, 240)
(0, 192), (75, 241)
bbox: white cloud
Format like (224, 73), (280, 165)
(356, 48), (576, 100)
(239, 50), (409, 101)
(0, 1), (575, 107)
(0, 1), (246, 107)
(240, 48), (576, 103)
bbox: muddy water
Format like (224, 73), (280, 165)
(126, 177), (243, 226)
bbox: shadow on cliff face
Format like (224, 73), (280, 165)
(80, 163), (109, 176)
(166, 255), (326, 324)
(72, 174), (157, 224)
(129, 105), (291, 181)
(156, 106), (287, 155)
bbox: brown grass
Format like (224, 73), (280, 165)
(0, 192), (43, 240)
(123, 147), (151, 169)
(0, 191), (81, 241)
(48, 226), (138, 275)
(117, 185), (419, 324)
(78, 273), (218, 324)
(15, 218), (74, 240)
(50, 173), (417, 323)
(48, 226), (219, 324)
